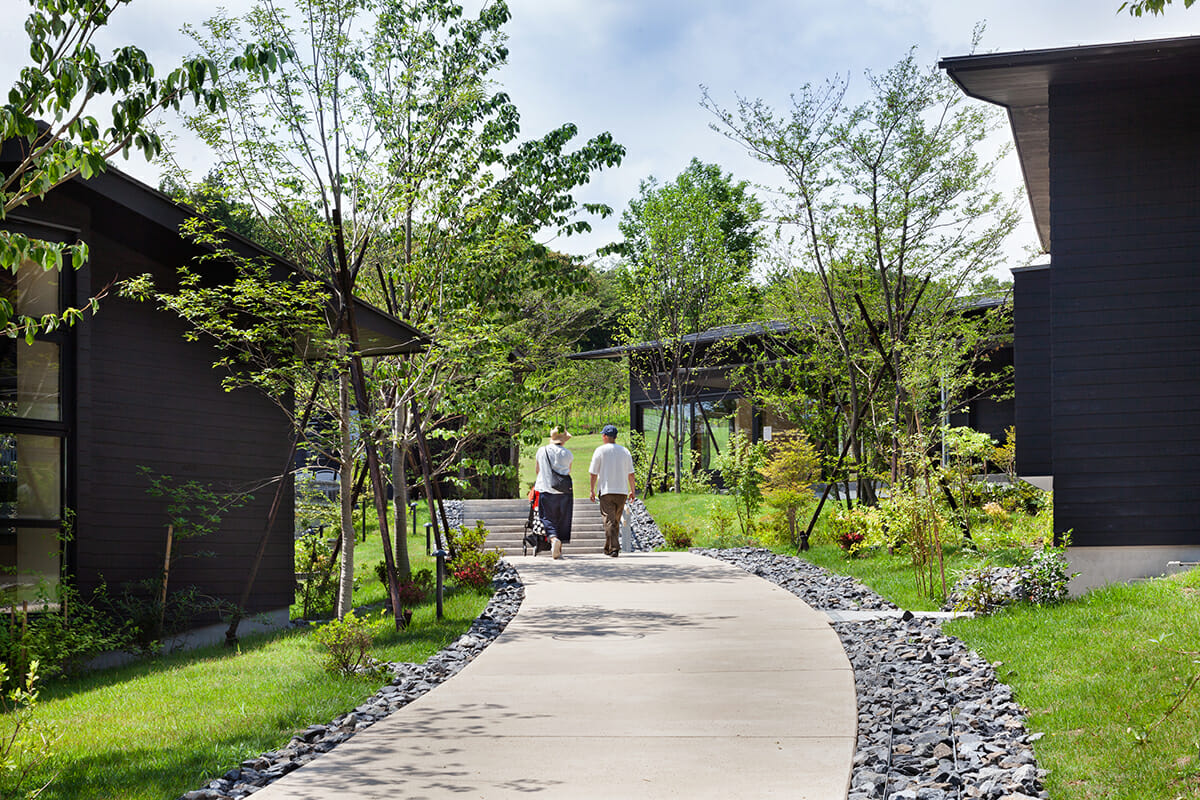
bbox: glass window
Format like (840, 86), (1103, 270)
(0, 256), (60, 319)
(0, 338), (61, 420)
(0, 433), (62, 521)
(0, 246), (66, 606)
(0, 257), (63, 421)
(0, 526), (60, 604)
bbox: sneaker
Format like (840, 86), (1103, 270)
(552, 537), (563, 559)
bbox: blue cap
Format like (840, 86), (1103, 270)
(601, 423), (618, 437)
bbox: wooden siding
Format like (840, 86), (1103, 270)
(64, 182), (295, 615)
(1048, 76), (1200, 548)
(1013, 266), (1052, 476)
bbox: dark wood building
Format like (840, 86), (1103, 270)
(575, 310), (1012, 478)
(942, 36), (1200, 590)
(1, 159), (423, 633)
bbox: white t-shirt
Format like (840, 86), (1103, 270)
(534, 443), (574, 494)
(588, 442), (634, 496)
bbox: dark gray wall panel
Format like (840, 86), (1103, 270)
(1049, 76), (1200, 548)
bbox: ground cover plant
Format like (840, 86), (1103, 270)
(0, 504), (488, 800)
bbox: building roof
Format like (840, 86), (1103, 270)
(570, 320), (793, 360)
(939, 35), (1200, 253)
(3, 139), (428, 355)
(573, 295), (1009, 361)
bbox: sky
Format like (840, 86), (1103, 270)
(2, 0), (1197, 272)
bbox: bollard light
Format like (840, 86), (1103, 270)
(433, 548), (447, 621)
(425, 521), (433, 556)
(409, 500), (418, 542)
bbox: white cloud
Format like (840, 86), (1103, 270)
(3, 0), (1199, 268)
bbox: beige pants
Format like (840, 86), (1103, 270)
(598, 493), (627, 556)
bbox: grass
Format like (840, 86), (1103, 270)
(518, 432), (605, 494)
(5, 502), (490, 800)
(946, 570), (1200, 800)
(798, 542), (985, 612)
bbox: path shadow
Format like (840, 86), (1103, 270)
(263, 701), (563, 799)
(498, 603), (724, 642)
(511, 553), (744, 586)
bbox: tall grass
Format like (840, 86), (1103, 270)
(554, 398), (627, 438)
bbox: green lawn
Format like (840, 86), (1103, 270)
(5, 504), (488, 800)
(946, 570), (1200, 800)
(518, 432), (604, 494)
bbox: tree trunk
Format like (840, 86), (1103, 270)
(332, 210), (404, 630)
(224, 374), (324, 646)
(336, 352), (355, 619)
(391, 404), (413, 580)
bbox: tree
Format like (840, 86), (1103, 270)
(615, 158), (763, 492)
(1, 0), (272, 340)
(158, 0), (621, 630)
(704, 40), (1019, 506)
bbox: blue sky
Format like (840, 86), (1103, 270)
(2, 0), (1197, 271)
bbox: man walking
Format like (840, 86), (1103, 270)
(589, 423), (636, 557)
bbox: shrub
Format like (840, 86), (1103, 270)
(312, 611), (375, 675)
(446, 521), (501, 593)
(678, 449), (715, 494)
(375, 564), (434, 606)
(981, 501), (1010, 526)
(96, 580), (223, 654)
(662, 522), (694, 549)
(708, 499), (735, 541)
(0, 581), (131, 687)
(450, 561), (494, 592)
(714, 432), (768, 537)
(836, 529), (865, 555)
(1018, 547), (1074, 605)
(950, 566), (1018, 614)
(295, 531), (337, 620)
(829, 504), (885, 557)
(0, 660), (59, 800)
(761, 431), (821, 551)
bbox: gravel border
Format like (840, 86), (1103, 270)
(696, 547), (1048, 800)
(184, 502), (1046, 800)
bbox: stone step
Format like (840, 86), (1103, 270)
(460, 497), (612, 555)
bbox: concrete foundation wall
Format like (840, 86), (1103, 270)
(1068, 545), (1200, 594)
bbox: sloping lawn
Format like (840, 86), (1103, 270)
(5, 516), (488, 800)
(518, 432), (604, 494)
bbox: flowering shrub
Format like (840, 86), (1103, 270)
(837, 529), (865, 555)
(375, 564), (434, 605)
(662, 522), (694, 549)
(982, 501), (1010, 526)
(451, 561), (493, 591)
(447, 521), (501, 593)
(830, 505), (885, 556)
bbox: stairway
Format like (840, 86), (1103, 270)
(460, 497), (609, 556)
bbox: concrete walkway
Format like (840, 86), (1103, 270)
(251, 552), (857, 799)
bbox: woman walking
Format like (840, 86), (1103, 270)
(534, 427), (574, 559)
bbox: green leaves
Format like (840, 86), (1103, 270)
(1120, 0), (1195, 15)
(0, 0), (286, 336)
